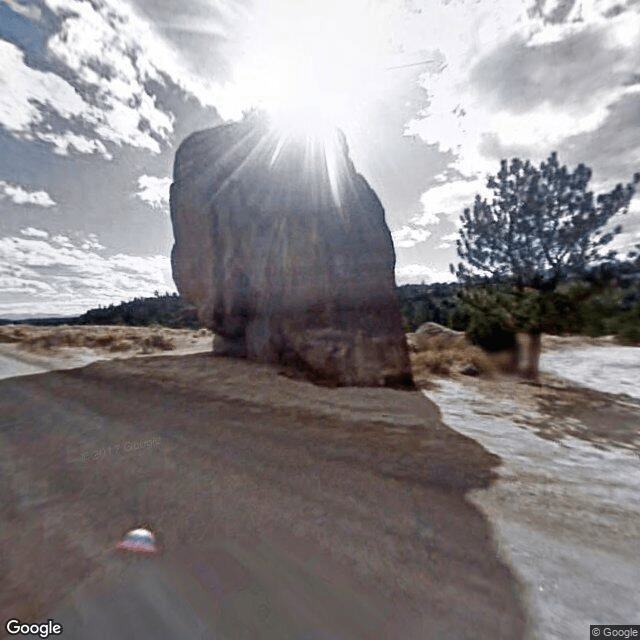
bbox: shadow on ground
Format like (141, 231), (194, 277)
(0, 354), (528, 639)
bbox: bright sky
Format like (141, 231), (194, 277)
(1, 0), (640, 317)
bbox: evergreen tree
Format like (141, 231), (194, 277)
(451, 152), (639, 378)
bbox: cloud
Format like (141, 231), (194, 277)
(558, 93), (640, 188)
(51, 234), (74, 249)
(395, 262), (456, 285)
(438, 232), (460, 249)
(391, 225), (432, 248)
(0, 231), (174, 317)
(402, 0), (640, 176)
(135, 175), (171, 209)
(0, 40), (106, 155)
(79, 233), (105, 251)
(3, 0), (42, 21)
(607, 228), (640, 257)
(44, 0), (176, 153)
(415, 178), (490, 226)
(38, 132), (112, 158)
(20, 227), (50, 239)
(0, 180), (56, 207)
(0, 0), (227, 158)
(390, 176), (490, 249)
(600, 195), (640, 256)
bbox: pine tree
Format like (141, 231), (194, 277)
(451, 152), (639, 379)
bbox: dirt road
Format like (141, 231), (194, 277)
(0, 354), (527, 639)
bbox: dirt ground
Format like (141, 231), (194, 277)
(0, 348), (527, 639)
(1, 326), (637, 639)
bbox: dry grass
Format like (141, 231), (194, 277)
(408, 333), (497, 381)
(140, 333), (176, 353)
(0, 325), (177, 354)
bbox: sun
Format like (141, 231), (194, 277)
(243, 55), (339, 140)
(225, 0), (392, 141)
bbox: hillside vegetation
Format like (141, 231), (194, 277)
(398, 264), (640, 346)
(0, 293), (201, 329)
(2, 267), (639, 346)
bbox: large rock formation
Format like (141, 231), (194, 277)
(169, 114), (413, 388)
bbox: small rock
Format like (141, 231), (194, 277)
(460, 364), (480, 377)
(415, 322), (463, 338)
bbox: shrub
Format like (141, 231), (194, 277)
(108, 339), (133, 352)
(91, 334), (116, 348)
(466, 313), (517, 352)
(613, 297), (640, 344)
(408, 333), (496, 380)
(141, 333), (176, 353)
(618, 323), (640, 345)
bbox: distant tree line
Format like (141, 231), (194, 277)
(75, 292), (202, 328)
(0, 292), (203, 329)
(397, 282), (465, 332)
(3, 274), (638, 348)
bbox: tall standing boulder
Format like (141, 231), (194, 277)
(170, 114), (414, 388)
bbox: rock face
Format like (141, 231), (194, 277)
(170, 115), (413, 388)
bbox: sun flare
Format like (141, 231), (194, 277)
(227, 0), (392, 140)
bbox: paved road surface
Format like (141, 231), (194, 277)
(0, 354), (528, 639)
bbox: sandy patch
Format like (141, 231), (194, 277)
(425, 374), (640, 640)
(539, 334), (621, 352)
(540, 346), (640, 400)
(0, 325), (213, 380)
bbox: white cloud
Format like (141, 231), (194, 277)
(601, 196), (640, 256)
(0, 41), (91, 135)
(0, 231), (175, 317)
(38, 132), (112, 159)
(401, 0), (640, 176)
(0, 0), (227, 157)
(395, 262), (456, 285)
(391, 225), (432, 248)
(51, 234), (74, 249)
(41, 0), (227, 109)
(0, 40), (116, 157)
(0, 180), (57, 207)
(415, 178), (490, 226)
(607, 229), (640, 257)
(4, 0), (42, 20)
(44, 0), (176, 153)
(135, 175), (171, 209)
(80, 233), (105, 251)
(20, 227), (50, 239)
(438, 232), (460, 249)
